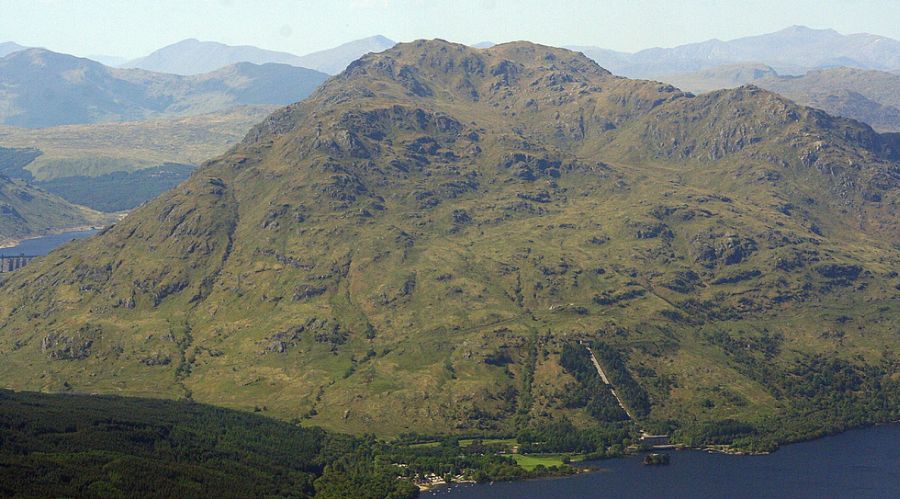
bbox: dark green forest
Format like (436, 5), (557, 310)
(0, 390), (417, 498)
(36, 163), (193, 212)
(0, 390), (586, 497)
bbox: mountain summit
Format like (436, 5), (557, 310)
(122, 36), (396, 76)
(121, 38), (312, 75)
(292, 35), (396, 74)
(0, 40), (896, 438)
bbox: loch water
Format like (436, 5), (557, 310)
(426, 424), (900, 499)
(0, 229), (99, 257)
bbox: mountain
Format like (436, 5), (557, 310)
(123, 36), (396, 76)
(570, 26), (900, 77)
(657, 63), (781, 93)
(662, 65), (900, 132)
(121, 38), (309, 75)
(472, 41), (496, 49)
(86, 54), (128, 66)
(0, 172), (114, 245)
(758, 67), (900, 132)
(564, 45), (632, 74)
(293, 35), (395, 74)
(0, 42), (27, 57)
(0, 48), (328, 127)
(0, 40), (896, 445)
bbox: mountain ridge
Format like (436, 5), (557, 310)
(293, 35), (396, 74)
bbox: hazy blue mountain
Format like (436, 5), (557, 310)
(0, 42), (28, 57)
(564, 45), (632, 73)
(121, 38), (309, 75)
(472, 41), (496, 48)
(570, 26), (900, 77)
(660, 63), (782, 93)
(0, 48), (328, 127)
(293, 35), (395, 74)
(87, 54), (128, 66)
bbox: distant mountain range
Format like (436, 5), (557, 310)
(120, 38), (314, 75)
(121, 36), (396, 75)
(5, 25), (898, 81)
(86, 54), (128, 66)
(661, 65), (900, 132)
(569, 26), (900, 77)
(0, 48), (328, 127)
(0, 42), (27, 57)
(291, 35), (396, 74)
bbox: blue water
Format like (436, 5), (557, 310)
(427, 424), (900, 499)
(0, 229), (98, 257)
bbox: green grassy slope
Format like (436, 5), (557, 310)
(0, 40), (896, 445)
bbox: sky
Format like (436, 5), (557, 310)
(1, 0), (899, 60)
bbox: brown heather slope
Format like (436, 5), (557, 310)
(0, 41), (896, 439)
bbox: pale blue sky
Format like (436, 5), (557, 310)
(2, 0), (898, 59)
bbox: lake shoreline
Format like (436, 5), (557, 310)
(423, 419), (899, 495)
(425, 422), (900, 497)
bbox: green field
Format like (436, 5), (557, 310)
(512, 454), (584, 471)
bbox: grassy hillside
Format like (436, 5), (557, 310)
(0, 40), (896, 449)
